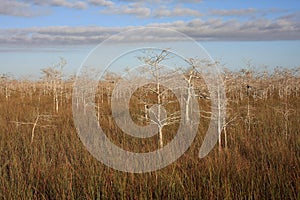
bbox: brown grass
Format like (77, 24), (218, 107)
(0, 68), (299, 199)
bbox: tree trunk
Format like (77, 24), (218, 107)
(185, 83), (191, 123)
(217, 85), (222, 152)
(224, 126), (228, 150)
(158, 126), (163, 148)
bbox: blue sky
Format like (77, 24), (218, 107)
(0, 0), (300, 78)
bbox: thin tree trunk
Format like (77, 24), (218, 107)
(55, 93), (59, 113)
(217, 85), (222, 152)
(31, 115), (40, 144)
(158, 126), (163, 148)
(144, 105), (148, 120)
(185, 82), (191, 123)
(224, 126), (228, 150)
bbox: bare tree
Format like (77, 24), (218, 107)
(0, 73), (13, 101)
(11, 111), (55, 144)
(186, 59), (226, 152)
(41, 57), (66, 113)
(110, 49), (188, 148)
(137, 49), (181, 148)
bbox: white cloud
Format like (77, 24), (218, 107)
(209, 8), (289, 18)
(1, 16), (300, 45)
(117, 0), (166, 3)
(120, 0), (202, 3)
(101, 3), (151, 18)
(88, 0), (114, 7)
(30, 0), (88, 9)
(153, 7), (202, 17)
(0, 0), (89, 17)
(0, 0), (41, 17)
(175, 0), (202, 2)
(210, 8), (258, 16)
(0, 26), (125, 45)
(0, 0), (201, 18)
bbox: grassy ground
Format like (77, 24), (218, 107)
(0, 74), (299, 199)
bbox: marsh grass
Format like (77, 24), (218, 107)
(0, 72), (299, 199)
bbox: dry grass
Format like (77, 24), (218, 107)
(0, 68), (299, 199)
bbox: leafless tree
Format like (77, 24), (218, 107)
(136, 49), (182, 148)
(185, 59), (226, 152)
(11, 111), (55, 144)
(0, 73), (13, 101)
(41, 57), (66, 113)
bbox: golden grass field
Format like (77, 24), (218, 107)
(0, 67), (299, 199)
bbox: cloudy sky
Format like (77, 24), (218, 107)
(0, 0), (300, 77)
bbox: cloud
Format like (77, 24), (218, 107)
(0, 26), (125, 45)
(116, 0), (166, 3)
(153, 7), (202, 17)
(277, 11), (300, 21)
(1, 0), (118, 17)
(1, 14), (300, 45)
(88, 0), (114, 7)
(210, 8), (258, 16)
(29, 0), (88, 9)
(174, 0), (202, 2)
(0, 0), (42, 17)
(1, 0), (202, 18)
(101, 3), (151, 18)
(53, 0), (87, 9)
(1, 0), (151, 18)
(119, 0), (202, 3)
(209, 8), (289, 18)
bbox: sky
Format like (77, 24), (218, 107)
(0, 0), (300, 78)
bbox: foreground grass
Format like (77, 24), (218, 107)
(0, 78), (299, 199)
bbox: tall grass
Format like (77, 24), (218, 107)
(0, 69), (299, 199)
